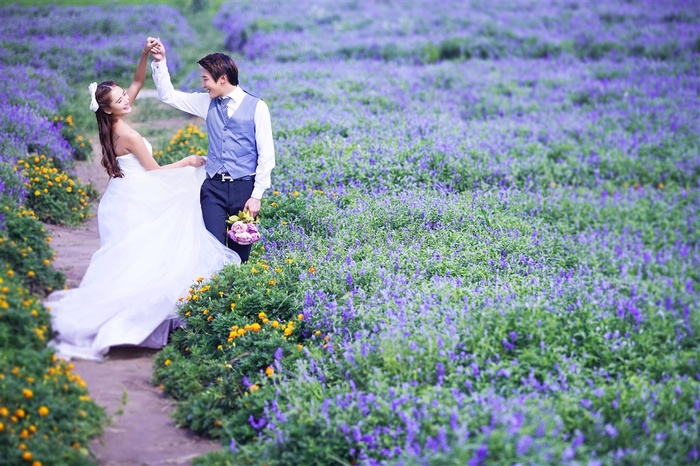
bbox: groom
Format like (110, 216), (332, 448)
(149, 38), (275, 263)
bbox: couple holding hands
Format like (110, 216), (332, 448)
(47, 37), (275, 361)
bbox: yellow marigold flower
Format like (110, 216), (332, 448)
(0, 407), (8, 416)
(207, 316), (214, 322)
(38, 406), (49, 417)
(284, 328), (292, 337)
(250, 323), (262, 332)
(32, 461), (42, 466)
(196, 276), (205, 283)
(297, 314), (304, 321)
(22, 452), (33, 461)
(202, 309), (209, 315)
(268, 280), (276, 286)
(309, 267), (316, 274)
(163, 359), (172, 366)
(34, 190), (40, 196)
(251, 267), (259, 274)
(27, 271), (35, 278)
(0, 422), (3, 432)
(658, 183), (664, 189)
(271, 320), (279, 328)
(265, 366), (274, 377)
(22, 388), (33, 399)
(249, 384), (259, 392)
(20, 428), (29, 438)
(15, 408), (26, 418)
(66, 186), (72, 193)
(296, 344), (303, 350)
(42, 259), (50, 266)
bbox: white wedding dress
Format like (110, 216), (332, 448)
(46, 139), (240, 361)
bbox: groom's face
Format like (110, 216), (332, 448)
(201, 69), (225, 99)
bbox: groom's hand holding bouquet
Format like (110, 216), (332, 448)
(226, 211), (261, 245)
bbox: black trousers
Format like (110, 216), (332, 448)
(200, 176), (255, 262)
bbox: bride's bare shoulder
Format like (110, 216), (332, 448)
(114, 127), (145, 154)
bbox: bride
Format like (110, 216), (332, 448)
(46, 38), (240, 361)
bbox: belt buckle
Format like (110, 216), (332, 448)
(220, 173), (234, 182)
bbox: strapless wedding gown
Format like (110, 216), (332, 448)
(46, 139), (240, 361)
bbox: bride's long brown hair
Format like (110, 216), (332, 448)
(93, 81), (124, 178)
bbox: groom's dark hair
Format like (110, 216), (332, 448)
(198, 53), (239, 85)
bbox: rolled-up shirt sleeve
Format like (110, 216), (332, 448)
(150, 59), (210, 119)
(252, 100), (275, 200)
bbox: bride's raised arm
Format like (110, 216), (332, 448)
(125, 37), (157, 104)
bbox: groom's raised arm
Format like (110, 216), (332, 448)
(151, 57), (210, 119)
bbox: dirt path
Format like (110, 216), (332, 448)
(45, 111), (221, 465)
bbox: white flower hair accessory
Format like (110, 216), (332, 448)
(88, 82), (99, 112)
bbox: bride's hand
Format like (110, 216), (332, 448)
(143, 37), (158, 54)
(185, 155), (205, 167)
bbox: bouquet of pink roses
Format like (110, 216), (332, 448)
(226, 210), (261, 245)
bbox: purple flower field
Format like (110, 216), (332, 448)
(150, 1), (700, 465)
(1, 0), (698, 464)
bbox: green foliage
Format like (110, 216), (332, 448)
(16, 154), (97, 227)
(0, 267), (105, 465)
(154, 123), (208, 165)
(152, 257), (311, 439)
(53, 115), (93, 161)
(0, 206), (64, 296)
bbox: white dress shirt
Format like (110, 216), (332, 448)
(151, 59), (275, 200)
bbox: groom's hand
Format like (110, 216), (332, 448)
(244, 198), (261, 218)
(150, 37), (166, 61)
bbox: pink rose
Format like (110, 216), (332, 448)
(234, 231), (254, 245)
(230, 221), (247, 233)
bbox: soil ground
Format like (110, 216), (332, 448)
(44, 102), (221, 465)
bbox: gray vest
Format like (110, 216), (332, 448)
(205, 92), (260, 178)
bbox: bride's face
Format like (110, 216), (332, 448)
(106, 86), (132, 115)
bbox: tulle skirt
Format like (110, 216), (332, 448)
(46, 165), (240, 361)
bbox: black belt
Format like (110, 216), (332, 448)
(208, 173), (255, 182)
